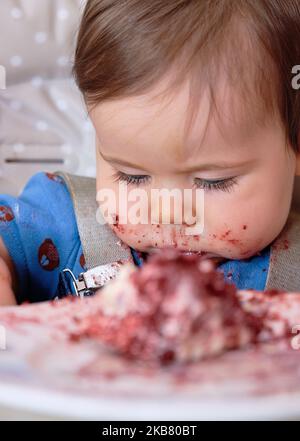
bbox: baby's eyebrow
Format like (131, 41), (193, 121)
(100, 151), (256, 173)
(180, 159), (256, 173)
(99, 152), (149, 171)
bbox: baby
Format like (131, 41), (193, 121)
(1, 0), (300, 305)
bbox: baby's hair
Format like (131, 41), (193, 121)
(74, 0), (300, 151)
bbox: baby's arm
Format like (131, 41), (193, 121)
(0, 172), (85, 304)
(0, 237), (17, 305)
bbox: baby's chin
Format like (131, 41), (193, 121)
(120, 238), (228, 265)
(150, 249), (228, 266)
(125, 239), (269, 264)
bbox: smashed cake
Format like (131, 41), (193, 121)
(1, 248), (300, 366)
(64, 249), (300, 364)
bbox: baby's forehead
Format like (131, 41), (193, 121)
(91, 73), (275, 161)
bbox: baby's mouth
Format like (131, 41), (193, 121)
(146, 247), (227, 265)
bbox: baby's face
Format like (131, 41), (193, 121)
(90, 76), (298, 260)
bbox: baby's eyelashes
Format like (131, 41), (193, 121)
(112, 171), (152, 186)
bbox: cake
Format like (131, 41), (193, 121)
(1, 248), (299, 366)
(67, 248), (300, 364)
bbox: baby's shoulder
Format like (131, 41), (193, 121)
(0, 171), (82, 303)
(0, 170), (78, 257)
(20, 171), (71, 208)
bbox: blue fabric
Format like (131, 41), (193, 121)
(0, 172), (86, 304)
(217, 247), (270, 290)
(0, 172), (270, 303)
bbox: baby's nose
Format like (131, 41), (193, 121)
(149, 188), (197, 226)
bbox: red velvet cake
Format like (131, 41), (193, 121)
(1, 248), (299, 366)
(67, 249), (299, 364)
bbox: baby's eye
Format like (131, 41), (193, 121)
(193, 177), (238, 192)
(113, 171), (151, 186)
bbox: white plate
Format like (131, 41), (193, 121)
(1, 303), (300, 420)
(1, 381), (300, 421)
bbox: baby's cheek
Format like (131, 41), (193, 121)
(207, 226), (246, 255)
(110, 217), (268, 258)
(206, 222), (265, 258)
(111, 222), (150, 250)
(110, 222), (197, 250)
(111, 219), (256, 255)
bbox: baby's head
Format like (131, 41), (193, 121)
(74, 0), (300, 261)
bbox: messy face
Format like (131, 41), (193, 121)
(90, 74), (297, 261)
